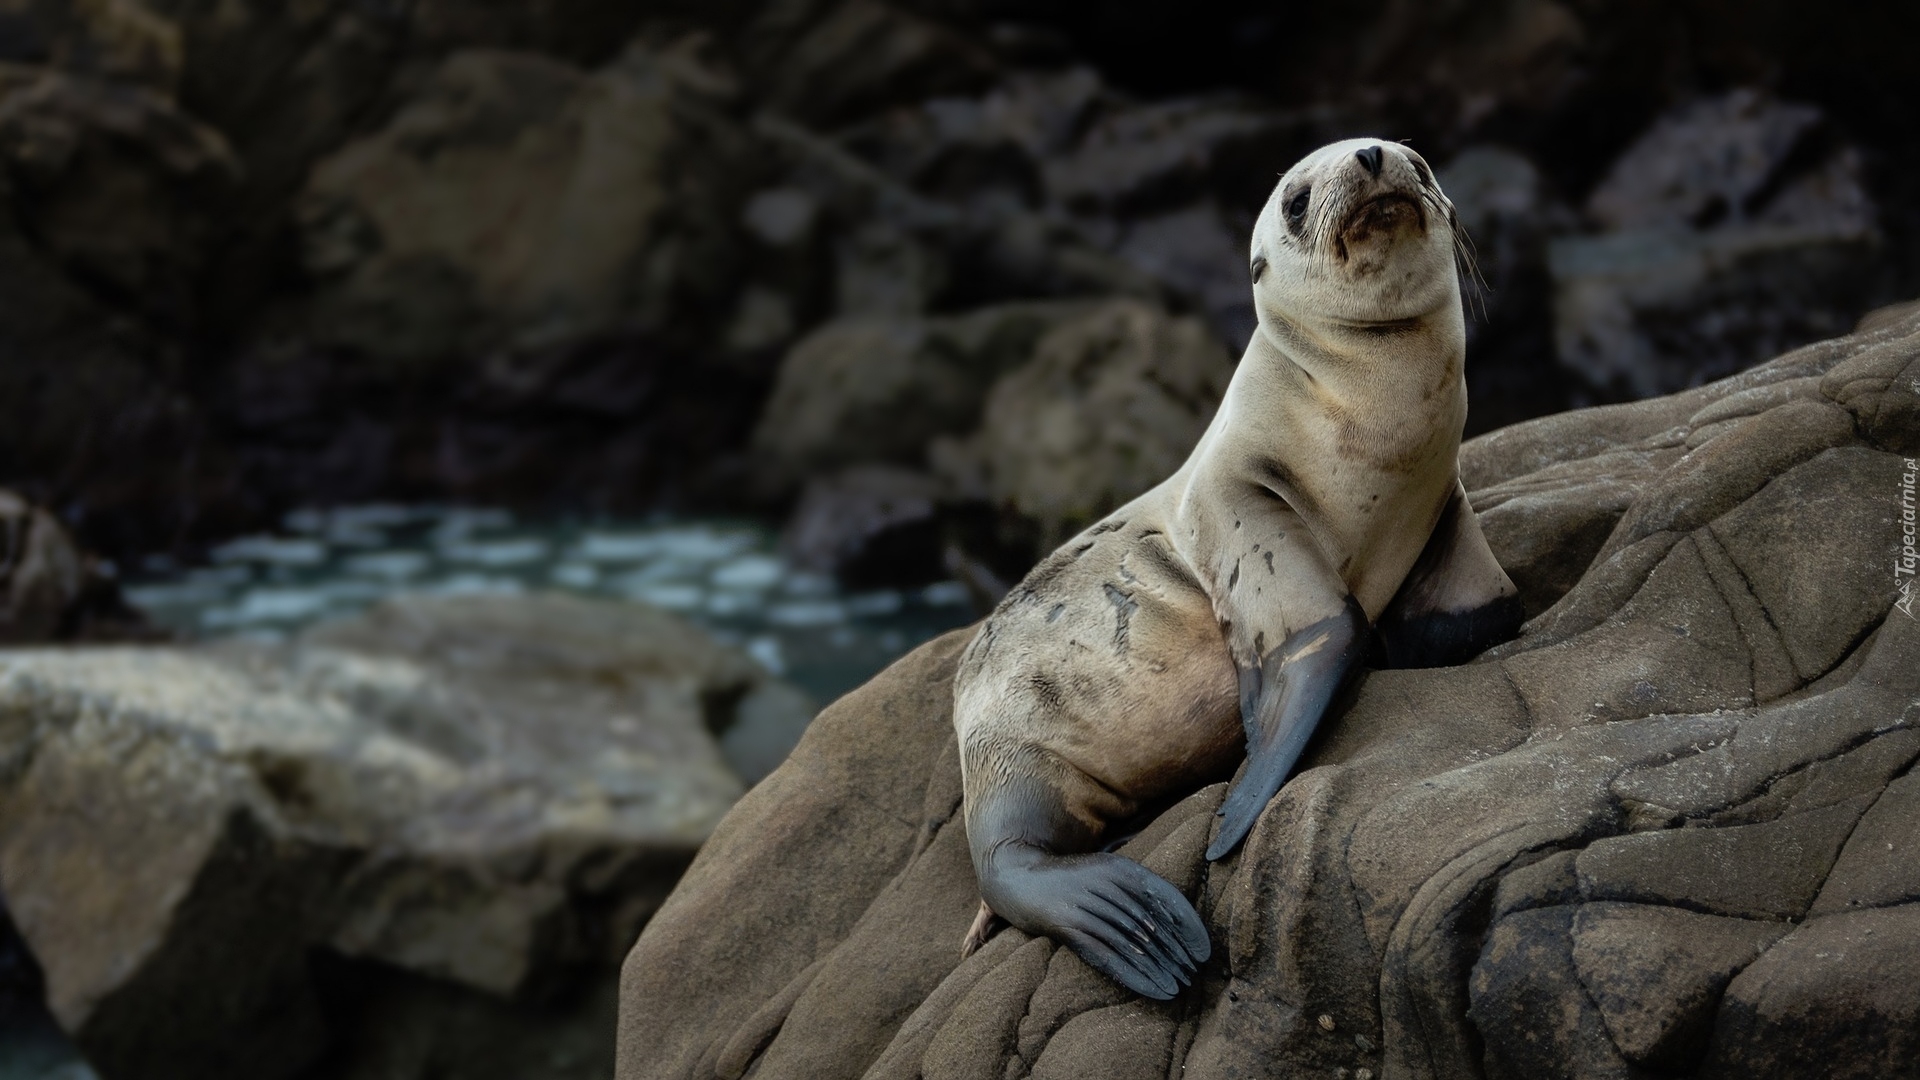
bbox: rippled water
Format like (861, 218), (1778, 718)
(126, 505), (979, 705)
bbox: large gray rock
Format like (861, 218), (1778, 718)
(749, 301), (1097, 495)
(1551, 90), (1881, 397)
(0, 592), (780, 1080)
(932, 299), (1234, 548)
(616, 311), (1920, 1079)
(293, 40), (757, 368)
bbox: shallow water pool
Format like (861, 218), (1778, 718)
(126, 505), (980, 707)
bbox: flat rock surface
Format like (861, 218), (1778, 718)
(617, 313), (1920, 1078)
(0, 592), (765, 1080)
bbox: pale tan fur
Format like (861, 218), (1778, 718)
(954, 138), (1516, 843)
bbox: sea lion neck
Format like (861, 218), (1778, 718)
(1234, 311), (1458, 419)
(1175, 305), (1467, 514)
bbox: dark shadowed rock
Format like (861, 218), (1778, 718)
(782, 466), (946, 587)
(1439, 145), (1582, 433)
(740, 0), (997, 129)
(0, 0), (181, 91)
(617, 311), (1920, 1079)
(0, 491), (82, 643)
(0, 60), (244, 554)
(1112, 201), (1254, 348)
(1570, 903), (1787, 1070)
(0, 491), (152, 644)
(0, 592), (793, 1080)
(837, 66), (1106, 207)
(0, 64), (239, 324)
(1041, 95), (1323, 216)
(1552, 91), (1882, 397)
(293, 39), (758, 370)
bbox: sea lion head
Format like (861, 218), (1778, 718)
(1249, 138), (1463, 327)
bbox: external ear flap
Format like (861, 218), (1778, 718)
(1250, 255), (1268, 283)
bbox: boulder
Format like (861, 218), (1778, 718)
(1551, 90), (1882, 397)
(0, 490), (150, 643)
(0, 491), (83, 643)
(0, 0), (182, 92)
(0, 9), (249, 554)
(1041, 95), (1323, 217)
(1437, 145), (1581, 433)
(836, 66), (1107, 207)
(616, 310), (1920, 1078)
(293, 39), (758, 369)
(782, 466), (947, 587)
(745, 106), (1158, 327)
(0, 592), (789, 1080)
(749, 301), (1097, 495)
(0, 200), (234, 556)
(1111, 201), (1254, 349)
(932, 299), (1234, 548)
(0, 64), (239, 324)
(738, 0), (997, 129)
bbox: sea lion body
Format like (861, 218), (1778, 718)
(952, 139), (1523, 998)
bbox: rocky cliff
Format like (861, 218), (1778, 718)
(615, 311), (1920, 1079)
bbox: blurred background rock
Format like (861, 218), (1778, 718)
(1, 0), (1913, 576)
(0, 1), (1917, 1077)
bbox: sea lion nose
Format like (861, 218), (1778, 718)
(1355, 145), (1383, 177)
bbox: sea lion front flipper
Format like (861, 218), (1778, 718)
(1207, 595), (1369, 860)
(1376, 481), (1523, 668)
(964, 770), (1210, 999)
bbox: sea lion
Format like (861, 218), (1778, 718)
(951, 138), (1523, 999)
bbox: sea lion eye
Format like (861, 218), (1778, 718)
(1250, 255), (1268, 283)
(1286, 188), (1311, 221)
(1410, 157), (1433, 186)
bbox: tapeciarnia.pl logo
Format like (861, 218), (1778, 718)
(1898, 457), (1918, 619)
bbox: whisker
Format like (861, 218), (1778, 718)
(1449, 210), (1490, 323)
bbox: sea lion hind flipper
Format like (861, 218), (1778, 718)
(966, 773), (1209, 998)
(960, 901), (1004, 958)
(1035, 854), (1209, 999)
(1377, 481), (1523, 668)
(1207, 596), (1369, 860)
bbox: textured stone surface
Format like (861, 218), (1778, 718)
(750, 302), (1094, 494)
(0, 592), (783, 1080)
(295, 42), (755, 368)
(617, 312), (1920, 1079)
(932, 298), (1234, 547)
(1570, 903), (1787, 1069)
